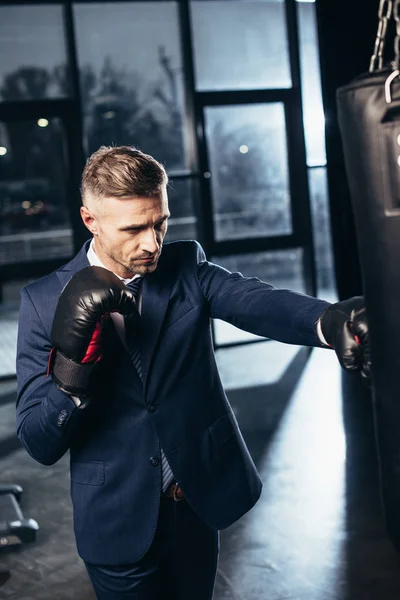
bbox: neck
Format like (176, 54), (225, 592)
(92, 239), (135, 279)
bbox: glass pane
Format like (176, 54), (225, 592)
(0, 308), (18, 378)
(74, 2), (189, 171)
(308, 167), (336, 302)
(205, 103), (292, 241)
(0, 279), (35, 378)
(0, 5), (68, 101)
(297, 1), (326, 166)
(0, 119), (73, 265)
(165, 179), (198, 242)
(212, 248), (305, 345)
(190, 0), (291, 91)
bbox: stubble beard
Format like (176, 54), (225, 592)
(126, 248), (162, 276)
(129, 259), (159, 276)
(97, 238), (162, 277)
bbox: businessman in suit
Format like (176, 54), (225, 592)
(16, 146), (370, 600)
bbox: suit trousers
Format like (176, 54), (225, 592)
(84, 494), (220, 600)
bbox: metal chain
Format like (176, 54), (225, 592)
(370, 0), (393, 72)
(393, 0), (400, 68)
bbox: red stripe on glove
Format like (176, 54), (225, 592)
(81, 313), (110, 364)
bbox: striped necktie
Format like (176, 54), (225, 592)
(124, 278), (143, 379)
(124, 279), (174, 493)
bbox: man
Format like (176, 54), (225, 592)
(16, 146), (370, 600)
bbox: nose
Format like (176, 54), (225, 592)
(140, 227), (159, 255)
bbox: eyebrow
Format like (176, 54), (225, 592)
(119, 214), (170, 232)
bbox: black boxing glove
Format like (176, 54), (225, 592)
(319, 296), (371, 384)
(48, 266), (136, 403)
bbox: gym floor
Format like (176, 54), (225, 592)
(1, 341), (400, 600)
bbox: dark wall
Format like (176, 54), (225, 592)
(315, 0), (379, 299)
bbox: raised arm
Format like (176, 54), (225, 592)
(16, 267), (136, 466)
(16, 286), (87, 465)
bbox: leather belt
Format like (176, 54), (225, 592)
(164, 482), (184, 502)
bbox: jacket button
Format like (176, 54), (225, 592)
(57, 410), (68, 427)
(148, 404), (157, 413)
(150, 456), (160, 467)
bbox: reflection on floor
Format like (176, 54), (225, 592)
(1, 342), (399, 599)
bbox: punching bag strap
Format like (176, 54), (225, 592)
(370, 0), (400, 72)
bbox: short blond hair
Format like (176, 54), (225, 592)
(81, 145), (168, 206)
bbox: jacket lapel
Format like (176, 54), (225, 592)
(140, 252), (174, 391)
(103, 317), (143, 394)
(56, 239), (91, 289)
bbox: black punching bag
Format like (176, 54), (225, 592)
(336, 0), (400, 553)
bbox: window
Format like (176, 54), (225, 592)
(0, 5), (68, 101)
(165, 178), (198, 241)
(0, 118), (73, 265)
(297, 0), (326, 166)
(74, 2), (189, 171)
(205, 103), (292, 241)
(190, 0), (291, 91)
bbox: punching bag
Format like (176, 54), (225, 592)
(337, 0), (400, 553)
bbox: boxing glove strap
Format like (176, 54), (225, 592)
(51, 349), (96, 397)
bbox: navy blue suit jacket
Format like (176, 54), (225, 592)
(16, 239), (330, 565)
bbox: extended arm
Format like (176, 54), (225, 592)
(195, 244), (329, 347)
(194, 242), (370, 381)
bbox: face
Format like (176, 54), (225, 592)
(80, 186), (170, 278)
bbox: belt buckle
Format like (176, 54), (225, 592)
(171, 483), (183, 502)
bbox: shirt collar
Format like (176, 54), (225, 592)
(87, 239), (141, 285)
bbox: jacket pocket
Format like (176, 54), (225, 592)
(163, 299), (196, 330)
(208, 414), (236, 446)
(70, 461), (105, 486)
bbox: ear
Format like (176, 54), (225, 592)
(80, 206), (98, 235)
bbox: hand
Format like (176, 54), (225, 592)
(319, 296), (371, 385)
(48, 266), (136, 401)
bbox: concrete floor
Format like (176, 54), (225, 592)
(1, 341), (400, 599)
